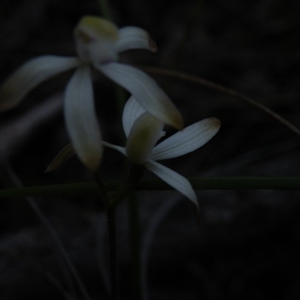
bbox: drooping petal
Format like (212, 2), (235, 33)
(150, 118), (221, 161)
(126, 112), (164, 165)
(74, 16), (119, 64)
(102, 141), (127, 156)
(145, 159), (199, 211)
(64, 65), (102, 172)
(97, 62), (183, 129)
(116, 26), (157, 53)
(0, 56), (81, 111)
(122, 96), (145, 137)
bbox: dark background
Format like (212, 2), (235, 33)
(1, 0), (300, 299)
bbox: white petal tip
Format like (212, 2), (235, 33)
(149, 38), (157, 52)
(80, 145), (103, 172)
(83, 156), (102, 172)
(170, 113), (184, 130)
(208, 117), (221, 130)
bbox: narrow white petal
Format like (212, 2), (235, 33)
(102, 141), (127, 156)
(150, 118), (221, 161)
(0, 56), (81, 111)
(126, 113), (164, 165)
(97, 63), (183, 129)
(116, 26), (157, 53)
(145, 159), (199, 210)
(122, 96), (145, 137)
(64, 65), (102, 172)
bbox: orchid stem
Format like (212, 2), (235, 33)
(107, 206), (118, 300)
(94, 5), (127, 297)
(2, 177), (300, 199)
(93, 172), (118, 300)
(97, 0), (112, 21)
(107, 164), (144, 299)
(110, 164), (145, 208)
(93, 170), (109, 203)
(128, 193), (143, 300)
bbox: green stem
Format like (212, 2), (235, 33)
(93, 170), (109, 204)
(97, 0), (112, 20)
(93, 172), (118, 300)
(2, 177), (300, 199)
(107, 206), (118, 300)
(128, 193), (143, 300)
(110, 164), (145, 208)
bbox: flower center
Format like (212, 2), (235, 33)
(74, 16), (119, 64)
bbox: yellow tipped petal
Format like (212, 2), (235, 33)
(169, 110), (184, 130)
(64, 65), (102, 172)
(98, 63), (183, 129)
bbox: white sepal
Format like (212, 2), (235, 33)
(64, 65), (102, 172)
(116, 26), (157, 53)
(97, 62), (183, 129)
(122, 96), (145, 137)
(126, 113), (164, 165)
(145, 159), (199, 211)
(151, 118), (221, 161)
(0, 56), (81, 111)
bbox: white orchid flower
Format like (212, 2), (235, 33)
(0, 16), (183, 172)
(103, 97), (221, 211)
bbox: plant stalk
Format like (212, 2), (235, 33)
(128, 193), (143, 300)
(107, 206), (118, 300)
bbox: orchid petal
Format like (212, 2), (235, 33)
(126, 113), (164, 165)
(97, 62), (183, 129)
(116, 26), (157, 53)
(64, 65), (102, 172)
(102, 141), (127, 156)
(150, 118), (221, 161)
(0, 56), (81, 111)
(145, 159), (199, 211)
(122, 96), (145, 137)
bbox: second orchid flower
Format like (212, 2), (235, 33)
(103, 97), (221, 212)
